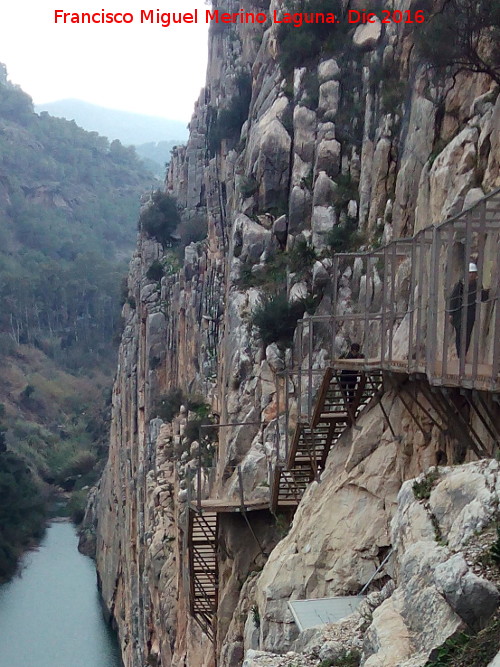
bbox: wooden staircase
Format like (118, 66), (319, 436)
(272, 367), (382, 511)
(188, 509), (218, 641)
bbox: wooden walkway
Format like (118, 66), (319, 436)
(187, 496), (269, 639)
(189, 509), (218, 641)
(190, 498), (270, 513)
(271, 368), (383, 511)
(185, 188), (500, 643)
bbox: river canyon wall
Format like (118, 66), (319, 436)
(86, 1), (500, 665)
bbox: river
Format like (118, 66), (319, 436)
(0, 520), (122, 667)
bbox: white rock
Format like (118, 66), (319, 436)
(353, 19), (382, 49)
(318, 58), (340, 83)
(318, 81), (340, 121)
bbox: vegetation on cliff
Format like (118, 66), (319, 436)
(276, 0), (345, 74)
(139, 190), (181, 247)
(0, 418), (46, 581)
(416, 0), (500, 84)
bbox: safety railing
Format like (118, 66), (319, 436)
(290, 189), (500, 410)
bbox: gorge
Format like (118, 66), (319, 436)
(80, 0), (500, 665)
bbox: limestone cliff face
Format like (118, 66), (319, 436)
(89, 1), (500, 666)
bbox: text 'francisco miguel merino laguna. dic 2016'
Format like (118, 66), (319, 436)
(54, 8), (426, 27)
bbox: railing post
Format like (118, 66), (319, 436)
(492, 257), (500, 390)
(408, 235), (417, 373)
(442, 225), (454, 381)
(459, 216), (473, 380)
(415, 231), (426, 372)
(237, 465), (245, 510)
(285, 369), (290, 462)
(427, 226), (440, 384)
(187, 467), (192, 507)
(380, 248), (387, 366)
(388, 242), (397, 365)
(332, 255), (339, 363)
(470, 201), (487, 385)
(275, 370), (281, 462)
(364, 256), (370, 357)
(197, 437), (202, 511)
(308, 319), (313, 422)
(297, 320), (303, 424)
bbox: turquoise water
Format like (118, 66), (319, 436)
(0, 521), (122, 667)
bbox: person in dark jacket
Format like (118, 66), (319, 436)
(449, 263), (489, 358)
(339, 343), (363, 404)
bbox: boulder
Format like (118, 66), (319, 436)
(353, 18), (382, 50)
(318, 58), (340, 83)
(318, 80), (340, 121)
(314, 138), (341, 178)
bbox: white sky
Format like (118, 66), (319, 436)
(0, 1), (209, 122)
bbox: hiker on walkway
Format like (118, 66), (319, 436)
(339, 343), (364, 404)
(449, 262), (489, 358)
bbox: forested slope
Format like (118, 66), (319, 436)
(0, 65), (156, 579)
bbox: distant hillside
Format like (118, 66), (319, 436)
(135, 140), (180, 179)
(0, 72), (160, 577)
(35, 99), (188, 146)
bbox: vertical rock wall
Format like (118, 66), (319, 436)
(90, 1), (500, 665)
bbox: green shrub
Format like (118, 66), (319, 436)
(68, 488), (88, 525)
(161, 250), (183, 275)
(139, 190), (181, 247)
(275, 512), (291, 538)
(288, 237), (317, 274)
(489, 526), (500, 566)
(319, 652), (362, 667)
(0, 423), (6, 453)
(239, 175), (259, 198)
(326, 222), (363, 254)
(61, 450), (97, 478)
(281, 103), (294, 134)
(336, 651), (362, 667)
(265, 191), (289, 219)
(184, 417), (217, 446)
(413, 467), (440, 501)
(415, 0), (500, 85)
(300, 70), (320, 110)
(238, 254), (288, 290)
(428, 138), (448, 167)
(0, 450), (46, 581)
(425, 631), (471, 666)
(333, 173), (359, 207)
(154, 388), (185, 422)
(277, 0), (345, 74)
(428, 612), (500, 665)
(20, 384), (35, 402)
(0, 333), (16, 358)
(184, 419), (202, 444)
(326, 224), (351, 253)
(251, 604), (261, 629)
(187, 396), (211, 418)
(370, 60), (406, 113)
(299, 293), (321, 315)
(146, 260), (165, 282)
(183, 404), (218, 467)
(207, 71), (252, 154)
(381, 76), (406, 113)
(251, 293), (305, 348)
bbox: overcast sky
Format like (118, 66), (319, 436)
(0, 0), (209, 121)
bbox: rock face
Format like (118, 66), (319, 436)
(362, 460), (500, 666)
(89, 1), (500, 666)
